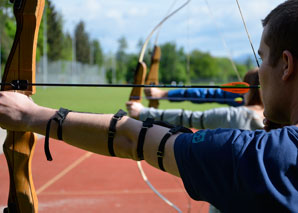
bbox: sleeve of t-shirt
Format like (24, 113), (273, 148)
(174, 127), (298, 212)
(167, 88), (244, 106)
(202, 106), (264, 130)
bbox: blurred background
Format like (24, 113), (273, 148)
(0, 0), (283, 86)
(0, 1), (284, 212)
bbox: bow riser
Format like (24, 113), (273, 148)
(3, 132), (37, 212)
(146, 45), (161, 108)
(129, 62), (147, 102)
(2, 0), (45, 212)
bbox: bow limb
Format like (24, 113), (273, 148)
(130, 60), (182, 213)
(128, 60), (182, 212)
(142, 0), (190, 109)
(131, 0), (191, 103)
(128, 2), (191, 212)
(145, 45), (161, 108)
(138, 0), (190, 63)
(2, 0), (45, 212)
(144, 0), (179, 108)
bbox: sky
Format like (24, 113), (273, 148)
(51, 0), (283, 59)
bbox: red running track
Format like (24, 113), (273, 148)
(0, 138), (210, 212)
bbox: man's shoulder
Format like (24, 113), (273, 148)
(175, 125), (298, 150)
(174, 127), (298, 212)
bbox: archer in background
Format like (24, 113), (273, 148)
(127, 68), (262, 213)
(126, 68), (264, 130)
(0, 1), (297, 212)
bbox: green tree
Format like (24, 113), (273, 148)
(0, 2), (44, 71)
(104, 53), (116, 83)
(1, 4), (14, 71)
(177, 47), (189, 83)
(216, 57), (236, 82)
(115, 36), (128, 82)
(235, 64), (248, 80)
(189, 50), (220, 81)
(75, 21), (91, 64)
(216, 57), (248, 81)
(46, 0), (64, 61)
(125, 53), (139, 83)
(244, 56), (256, 70)
(159, 42), (187, 84)
(91, 39), (103, 67)
(61, 32), (73, 61)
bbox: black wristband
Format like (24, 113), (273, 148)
(137, 118), (154, 160)
(45, 108), (71, 161)
(108, 109), (127, 156)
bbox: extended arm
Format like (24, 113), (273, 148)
(0, 92), (181, 176)
(145, 88), (244, 106)
(126, 101), (264, 130)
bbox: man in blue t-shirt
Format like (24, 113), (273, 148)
(0, 0), (297, 212)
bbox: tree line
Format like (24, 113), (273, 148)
(0, 0), (256, 84)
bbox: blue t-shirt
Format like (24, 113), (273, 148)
(174, 126), (298, 212)
(168, 88), (244, 107)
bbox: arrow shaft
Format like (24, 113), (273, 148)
(130, 96), (243, 103)
(1, 82), (260, 89)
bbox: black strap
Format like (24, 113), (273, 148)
(157, 126), (192, 171)
(160, 110), (165, 121)
(108, 109), (127, 156)
(45, 108), (71, 161)
(137, 118), (154, 160)
(179, 109), (184, 126)
(200, 112), (205, 129)
(189, 111), (193, 128)
(153, 120), (175, 129)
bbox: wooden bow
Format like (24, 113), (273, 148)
(130, 0), (191, 106)
(129, 62), (147, 103)
(145, 45), (161, 108)
(2, 0), (44, 212)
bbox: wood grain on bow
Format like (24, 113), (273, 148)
(145, 45), (161, 108)
(129, 62), (147, 103)
(2, 0), (45, 212)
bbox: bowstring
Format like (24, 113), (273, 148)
(203, 0), (242, 81)
(154, 0), (178, 46)
(235, 0), (260, 68)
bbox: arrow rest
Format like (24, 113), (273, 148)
(10, 80), (29, 90)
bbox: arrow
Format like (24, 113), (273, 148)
(2, 80), (259, 94)
(130, 96), (244, 103)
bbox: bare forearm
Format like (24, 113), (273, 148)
(28, 106), (180, 176)
(27, 106), (141, 159)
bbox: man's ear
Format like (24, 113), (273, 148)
(282, 50), (294, 81)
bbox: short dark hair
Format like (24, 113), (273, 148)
(243, 68), (263, 107)
(262, 0), (298, 66)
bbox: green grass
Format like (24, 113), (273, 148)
(32, 87), (225, 114)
